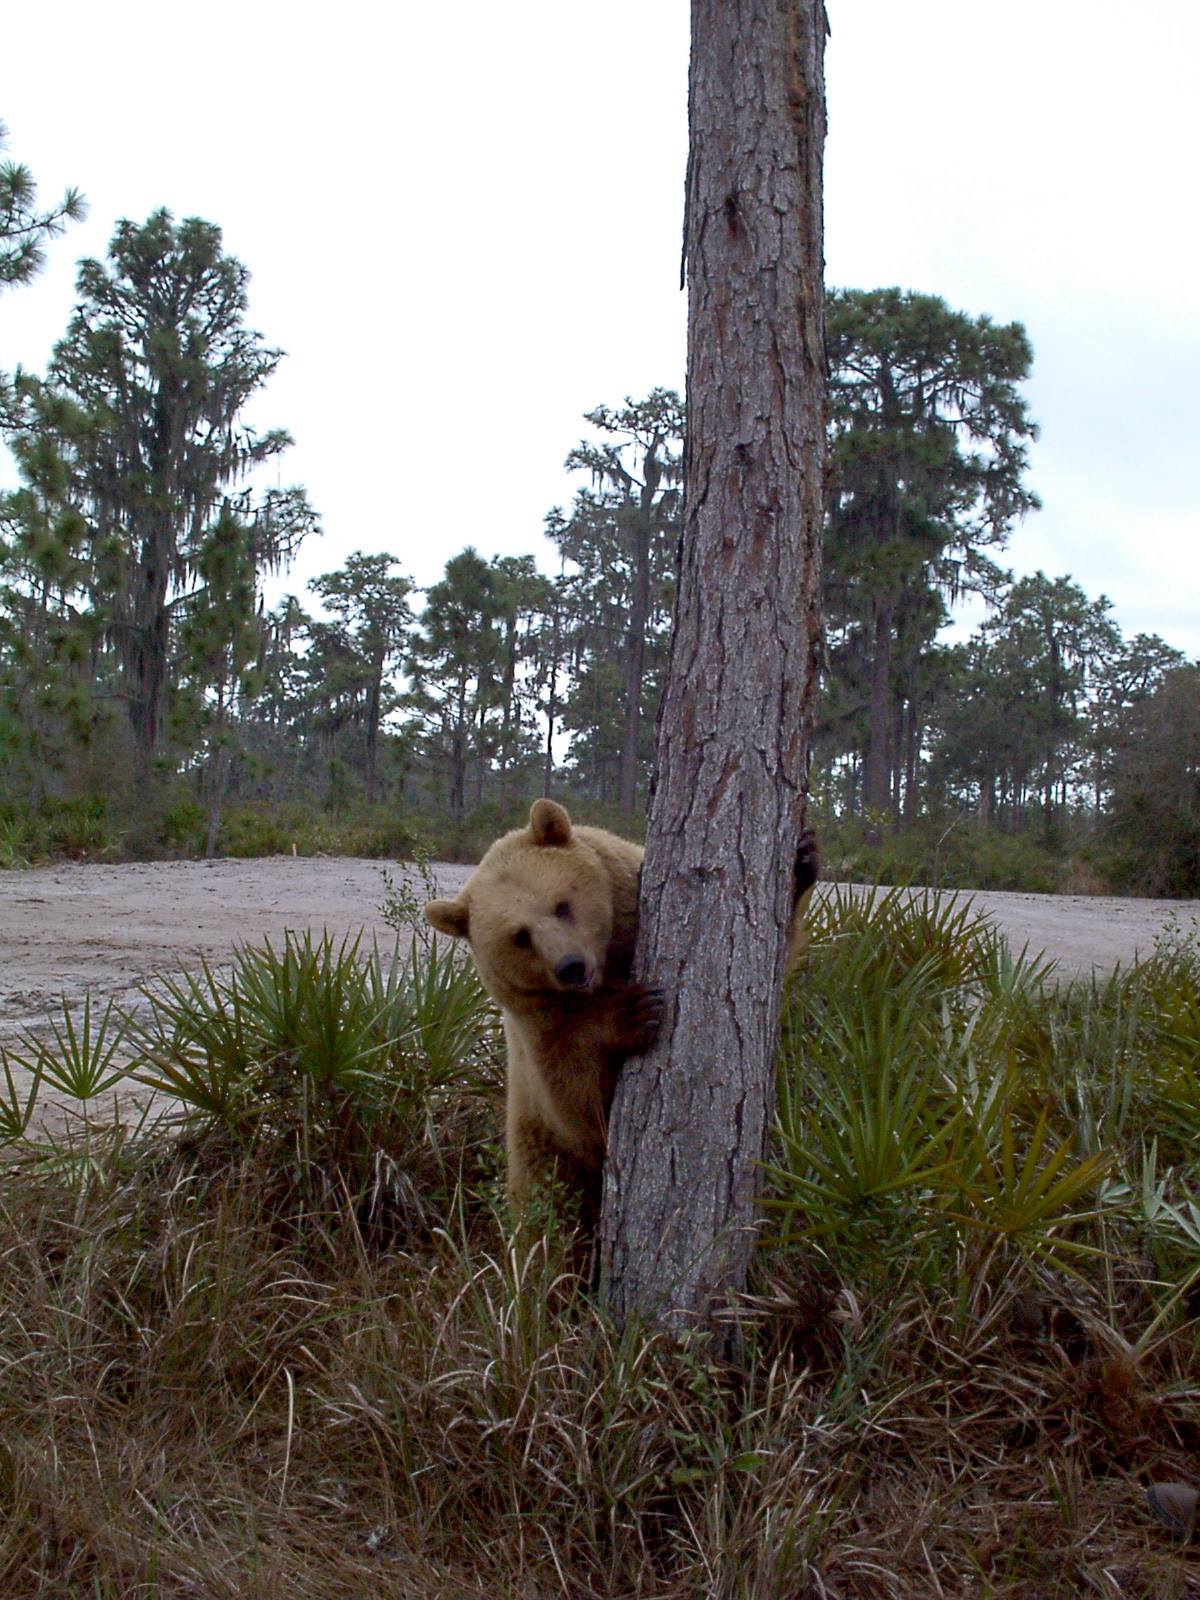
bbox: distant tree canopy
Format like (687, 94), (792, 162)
(0, 217), (1191, 890)
(1, 210), (317, 850)
(823, 289), (1040, 822)
(929, 574), (1120, 837)
(549, 390), (682, 819)
(1106, 665), (1200, 897)
(308, 552), (413, 807)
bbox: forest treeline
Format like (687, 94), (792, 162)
(2, 132), (1197, 893)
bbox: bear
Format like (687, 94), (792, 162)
(424, 798), (817, 1230)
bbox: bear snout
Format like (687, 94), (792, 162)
(554, 956), (590, 989)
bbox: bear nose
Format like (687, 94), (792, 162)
(555, 956), (589, 988)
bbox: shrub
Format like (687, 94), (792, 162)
(0, 793), (118, 865)
(815, 809), (1103, 894)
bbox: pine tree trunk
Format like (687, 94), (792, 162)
(203, 683), (229, 860)
(978, 777), (993, 829)
(125, 542), (172, 764)
(203, 743), (228, 860)
(862, 600), (894, 821)
(499, 616), (518, 806)
(450, 677), (467, 822)
(903, 697), (920, 823)
(599, 0), (826, 1332)
(544, 609), (559, 797)
(364, 665), (382, 807)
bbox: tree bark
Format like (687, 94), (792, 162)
(618, 444), (663, 822)
(618, 531), (650, 822)
(599, 0), (826, 1331)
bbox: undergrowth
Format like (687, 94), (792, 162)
(815, 809), (1113, 895)
(0, 891), (1198, 1595)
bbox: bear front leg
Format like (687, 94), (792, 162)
(509, 1115), (594, 1204)
(508, 1114), (604, 1247)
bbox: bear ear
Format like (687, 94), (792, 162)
(529, 798), (572, 847)
(424, 898), (470, 938)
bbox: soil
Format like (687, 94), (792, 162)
(1, 855), (1196, 1113)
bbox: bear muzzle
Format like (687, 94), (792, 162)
(553, 956), (592, 989)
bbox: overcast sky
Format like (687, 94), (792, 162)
(2, 0), (1196, 656)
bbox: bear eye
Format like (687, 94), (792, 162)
(513, 927), (532, 949)
(554, 900), (572, 921)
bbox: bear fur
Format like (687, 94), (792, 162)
(425, 798), (817, 1227)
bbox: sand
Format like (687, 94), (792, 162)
(0, 855), (1196, 1114)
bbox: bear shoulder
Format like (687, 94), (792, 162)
(571, 824), (642, 981)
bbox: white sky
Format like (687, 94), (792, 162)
(1, 0), (1197, 656)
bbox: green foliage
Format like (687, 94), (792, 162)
(215, 802), (424, 860)
(155, 794), (207, 854)
(822, 288), (1040, 816)
(7, 994), (129, 1100)
(0, 931), (499, 1233)
(815, 806), (1084, 893)
(5, 317), (1190, 895)
(551, 390), (683, 815)
(768, 886), (1200, 1296)
(0, 794), (115, 866)
(53, 794), (428, 863)
(0, 1047), (42, 1140)
(1106, 665), (1200, 896)
(408, 547), (507, 823)
(0, 813), (29, 868)
(3, 209), (317, 778)
(0, 118), (86, 296)
(124, 930), (499, 1186)
(928, 573), (1122, 841)
(305, 550), (415, 807)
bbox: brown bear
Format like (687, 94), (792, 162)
(424, 798), (816, 1228)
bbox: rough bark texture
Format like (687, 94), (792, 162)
(617, 458), (660, 822)
(599, 0), (826, 1328)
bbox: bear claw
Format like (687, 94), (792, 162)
(793, 826), (819, 902)
(624, 984), (665, 1054)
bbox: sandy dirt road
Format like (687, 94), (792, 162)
(2, 856), (1196, 1045)
(0, 855), (1196, 1126)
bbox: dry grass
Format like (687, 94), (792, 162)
(1, 1135), (1196, 1597)
(0, 907), (1198, 1596)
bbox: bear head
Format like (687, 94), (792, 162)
(424, 799), (616, 1002)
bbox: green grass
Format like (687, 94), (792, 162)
(0, 794), (115, 865)
(0, 890), (1198, 1595)
(815, 808), (1114, 895)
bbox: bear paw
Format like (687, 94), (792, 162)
(793, 826), (819, 902)
(621, 983), (665, 1056)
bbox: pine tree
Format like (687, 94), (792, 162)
(825, 288), (1039, 821)
(409, 549), (502, 820)
(28, 210), (317, 764)
(600, 0), (826, 1331)
(555, 392), (683, 817)
(310, 552), (414, 805)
